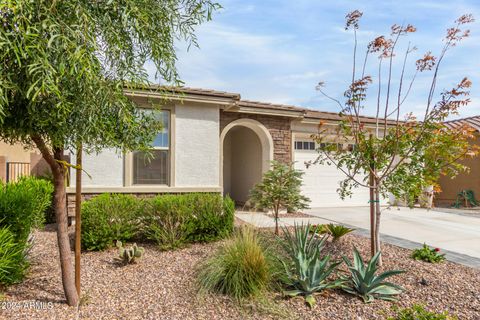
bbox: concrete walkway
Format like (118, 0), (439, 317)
(236, 206), (480, 268)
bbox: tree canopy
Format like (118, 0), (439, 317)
(0, 0), (219, 152)
(0, 0), (219, 306)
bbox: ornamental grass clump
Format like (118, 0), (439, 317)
(197, 227), (278, 300)
(411, 244), (446, 263)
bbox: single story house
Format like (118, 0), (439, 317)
(436, 116), (480, 207)
(66, 86), (381, 212)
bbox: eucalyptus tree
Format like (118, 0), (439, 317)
(0, 0), (219, 305)
(313, 11), (477, 265)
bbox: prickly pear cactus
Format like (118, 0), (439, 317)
(116, 241), (144, 264)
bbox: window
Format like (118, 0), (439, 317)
(295, 141), (315, 150)
(132, 110), (170, 185)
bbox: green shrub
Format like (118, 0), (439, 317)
(143, 194), (191, 250)
(143, 193), (234, 249)
(341, 247), (404, 303)
(36, 172), (56, 224)
(281, 223), (343, 307)
(387, 304), (457, 320)
(197, 227), (278, 300)
(0, 227), (29, 285)
(325, 223), (355, 241)
(81, 194), (142, 251)
(184, 193), (235, 242)
(0, 177), (53, 243)
(412, 244), (446, 263)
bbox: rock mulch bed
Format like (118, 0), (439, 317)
(1, 226), (479, 320)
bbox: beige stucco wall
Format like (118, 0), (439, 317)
(436, 136), (480, 206)
(0, 141), (32, 162)
(225, 126), (263, 203)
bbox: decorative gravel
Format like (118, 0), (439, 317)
(1, 225), (479, 320)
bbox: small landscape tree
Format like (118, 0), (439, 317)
(312, 11), (478, 265)
(0, 0), (219, 305)
(249, 161), (310, 235)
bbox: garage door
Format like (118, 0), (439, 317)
(294, 148), (371, 208)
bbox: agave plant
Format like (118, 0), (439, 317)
(341, 247), (404, 303)
(281, 223), (344, 307)
(325, 223), (355, 241)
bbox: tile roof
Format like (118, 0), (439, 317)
(443, 116), (480, 132)
(127, 84), (241, 99)
(129, 85), (478, 127)
(237, 99), (398, 124)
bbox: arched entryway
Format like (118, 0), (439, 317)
(220, 119), (274, 205)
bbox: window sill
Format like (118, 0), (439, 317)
(66, 186), (222, 194)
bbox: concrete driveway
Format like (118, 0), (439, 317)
(305, 206), (480, 261)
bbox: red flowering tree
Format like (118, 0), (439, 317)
(312, 11), (478, 265)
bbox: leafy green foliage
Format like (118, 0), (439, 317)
(82, 193), (234, 251)
(452, 189), (479, 208)
(0, 177), (53, 243)
(387, 304), (458, 320)
(116, 241), (145, 265)
(0, 0), (219, 153)
(412, 244), (446, 263)
(143, 193), (235, 249)
(183, 194), (235, 243)
(341, 247), (404, 303)
(250, 161), (310, 234)
(81, 194), (142, 251)
(143, 195), (190, 250)
(281, 224), (343, 308)
(0, 226), (29, 286)
(197, 227), (279, 300)
(325, 223), (355, 241)
(309, 224), (328, 235)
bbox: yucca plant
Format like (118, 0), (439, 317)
(341, 247), (404, 303)
(281, 223), (343, 307)
(325, 224), (355, 241)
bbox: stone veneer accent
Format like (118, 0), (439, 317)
(220, 111), (292, 163)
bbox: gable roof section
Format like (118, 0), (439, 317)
(443, 116), (480, 132)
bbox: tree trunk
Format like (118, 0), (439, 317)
(32, 136), (79, 306)
(75, 143), (82, 296)
(369, 171), (376, 258)
(374, 181), (383, 266)
(274, 206), (279, 236)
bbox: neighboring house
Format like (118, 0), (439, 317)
(436, 116), (480, 207)
(66, 86), (383, 213)
(0, 142), (49, 183)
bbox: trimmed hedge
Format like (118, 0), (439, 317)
(0, 177), (53, 243)
(81, 193), (235, 251)
(0, 226), (29, 285)
(81, 193), (143, 251)
(0, 177), (53, 286)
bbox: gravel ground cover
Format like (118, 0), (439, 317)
(1, 225), (479, 320)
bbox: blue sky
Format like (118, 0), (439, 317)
(168, 0), (480, 119)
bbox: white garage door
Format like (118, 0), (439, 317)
(294, 149), (371, 208)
